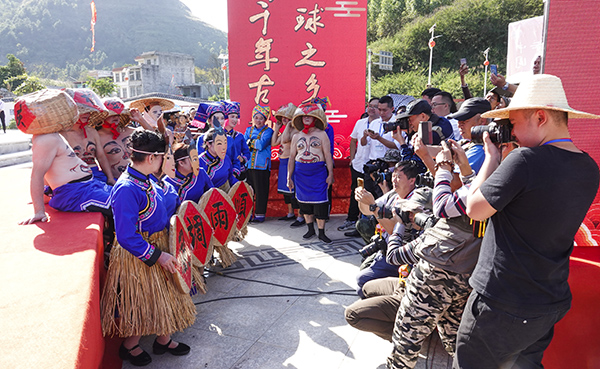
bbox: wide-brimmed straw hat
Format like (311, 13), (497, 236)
(274, 103), (297, 124)
(103, 97), (131, 128)
(129, 97), (175, 113)
(291, 102), (327, 131)
(63, 88), (109, 127)
(14, 89), (79, 134)
(482, 74), (600, 120)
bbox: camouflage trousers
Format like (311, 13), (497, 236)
(386, 259), (472, 369)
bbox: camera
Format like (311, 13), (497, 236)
(382, 117), (410, 133)
(415, 172), (434, 188)
(413, 212), (438, 230)
(364, 159), (392, 185)
(358, 236), (388, 258)
(471, 119), (514, 144)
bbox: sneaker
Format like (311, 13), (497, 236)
(337, 220), (356, 231)
(290, 218), (306, 228)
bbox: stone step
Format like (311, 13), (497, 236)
(0, 139), (31, 155)
(0, 150), (32, 168)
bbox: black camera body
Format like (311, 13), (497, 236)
(364, 159), (392, 185)
(382, 117), (410, 133)
(358, 236), (388, 258)
(471, 119), (514, 144)
(414, 212), (438, 230)
(415, 172), (434, 188)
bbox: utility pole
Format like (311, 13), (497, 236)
(218, 54), (229, 100)
(427, 23), (442, 87)
(367, 49), (393, 101)
(483, 48), (490, 96)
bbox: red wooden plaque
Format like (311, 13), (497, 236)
(228, 181), (255, 231)
(199, 188), (238, 246)
(169, 215), (193, 294)
(179, 201), (214, 266)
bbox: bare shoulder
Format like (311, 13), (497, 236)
(33, 132), (62, 146)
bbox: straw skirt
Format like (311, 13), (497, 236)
(101, 229), (197, 337)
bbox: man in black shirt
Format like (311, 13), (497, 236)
(454, 74), (600, 369)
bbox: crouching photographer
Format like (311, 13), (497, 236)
(344, 194), (433, 342)
(354, 159), (431, 298)
(386, 140), (485, 369)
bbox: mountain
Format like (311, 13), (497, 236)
(0, 0), (228, 71)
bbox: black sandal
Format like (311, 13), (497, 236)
(119, 343), (152, 366)
(153, 338), (191, 356)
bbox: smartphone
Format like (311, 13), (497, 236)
(367, 129), (375, 135)
(357, 177), (364, 188)
(460, 58), (467, 66)
(490, 64), (498, 75)
(419, 121), (433, 145)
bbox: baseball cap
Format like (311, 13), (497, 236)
(395, 99), (432, 120)
(448, 97), (491, 121)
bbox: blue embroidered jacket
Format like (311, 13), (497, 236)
(163, 168), (213, 203)
(198, 151), (238, 188)
(110, 166), (180, 266)
(196, 134), (241, 176)
(244, 125), (274, 170)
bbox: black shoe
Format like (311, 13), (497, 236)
(278, 214), (295, 221)
(290, 219), (306, 228)
(318, 233), (333, 244)
(153, 338), (191, 356)
(303, 229), (316, 239)
(249, 216), (265, 223)
(344, 229), (361, 238)
(119, 343), (152, 366)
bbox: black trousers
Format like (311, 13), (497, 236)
(453, 291), (569, 369)
(247, 168), (271, 215)
(346, 166), (364, 221)
(0, 111), (5, 132)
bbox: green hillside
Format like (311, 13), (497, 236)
(0, 0), (227, 74)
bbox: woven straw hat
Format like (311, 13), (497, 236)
(63, 88), (109, 127)
(274, 103), (297, 124)
(14, 89), (79, 134)
(103, 97), (131, 128)
(129, 97), (175, 113)
(482, 74), (600, 120)
(292, 103), (327, 131)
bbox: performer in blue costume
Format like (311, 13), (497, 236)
(195, 101), (241, 176)
(164, 142), (214, 202)
(244, 104), (274, 223)
(222, 100), (250, 180)
(198, 128), (238, 191)
(101, 129), (195, 367)
(288, 102), (334, 243)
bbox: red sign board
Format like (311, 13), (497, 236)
(228, 0), (368, 158)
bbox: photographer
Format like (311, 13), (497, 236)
(354, 159), (430, 298)
(344, 196), (431, 342)
(386, 141), (483, 369)
(454, 75), (600, 369)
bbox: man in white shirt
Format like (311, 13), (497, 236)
(338, 98), (380, 232)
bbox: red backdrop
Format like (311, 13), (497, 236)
(227, 0), (368, 160)
(544, 0), (600, 246)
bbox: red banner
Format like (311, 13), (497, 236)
(227, 0), (368, 159)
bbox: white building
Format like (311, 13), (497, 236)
(112, 51), (195, 99)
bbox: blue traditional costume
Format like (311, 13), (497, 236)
(222, 101), (251, 177)
(244, 105), (274, 220)
(199, 150), (237, 191)
(163, 168), (213, 203)
(101, 166), (196, 337)
(49, 174), (112, 215)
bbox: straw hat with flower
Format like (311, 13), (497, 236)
(63, 88), (109, 127)
(102, 97), (131, 130)
(274, 103), (297, 124)
(481, 74), (600, 120)
(291, 102), (327, 132)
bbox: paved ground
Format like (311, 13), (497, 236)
(126, 215), (453, 369)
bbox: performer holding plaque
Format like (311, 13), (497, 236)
(164, 142), (214, 202)
(101, 129), (195, 367)
(198, 127), (238, 192)
(244, 105), (274, 223)
(287, 102), (334, 243)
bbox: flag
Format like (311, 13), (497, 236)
(90, 1), (97, 52)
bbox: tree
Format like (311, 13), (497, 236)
(11, 75), (45, 96)
(0, 54), (27, 90)
(86, 77), (116, 97)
